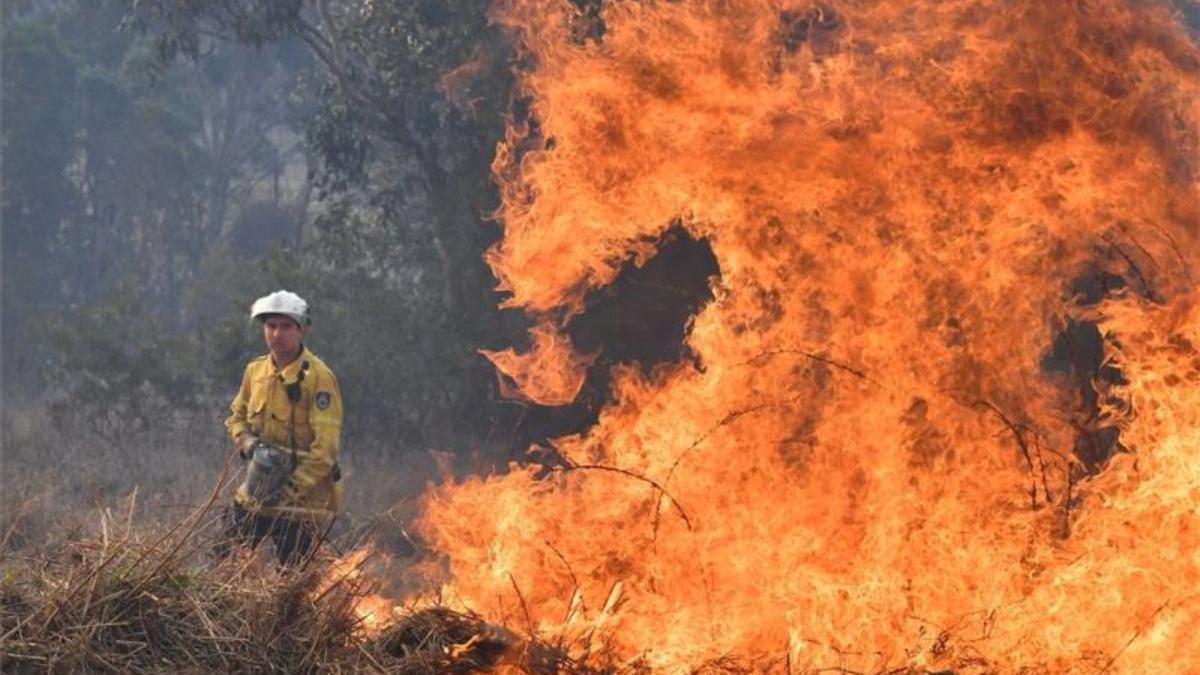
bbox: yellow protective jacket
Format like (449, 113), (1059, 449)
(225, 347), (344, 514)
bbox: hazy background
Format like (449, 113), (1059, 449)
(0, 0), (534, 550)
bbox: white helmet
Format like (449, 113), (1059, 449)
(250, 290), (310, 326)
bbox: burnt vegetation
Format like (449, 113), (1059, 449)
(0, 527), (610, 674)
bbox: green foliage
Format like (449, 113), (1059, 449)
(124, 0), (307, 60)
(2, 0), (317, 397)
(4, 0), (529, 467)
(1, 20), (77, 264)
(125, 0), (527, 452)
(38, 278), (199, 441)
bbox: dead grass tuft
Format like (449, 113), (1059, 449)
(0, 511), (619, 673)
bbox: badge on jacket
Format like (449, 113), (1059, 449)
(315, 391), (332, 410)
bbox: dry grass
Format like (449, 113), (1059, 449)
(0, 405), (620, 674)
(0, 404), (440, 557)
(1, 405), (226, 554)
(0, 469), (357, 673)
(0, 498), (621, 674)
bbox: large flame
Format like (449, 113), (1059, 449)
(418, 0), (1200, 671)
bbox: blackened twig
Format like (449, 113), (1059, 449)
(1106, 236), (1160, 303)
(544, 540), (582, 604)
(739, 348), (877, 386)
(559, 464), (692, 530)
(974, 400), (1039, 508)
(1031, 432), (1056, 505)
(666, 400), (781, 481)
(1100, 600), (1170, 674)
(508, 572), (536, 636)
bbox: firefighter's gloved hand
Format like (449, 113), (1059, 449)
(237, 434), (261, 461)
(259, 481), (298, 508)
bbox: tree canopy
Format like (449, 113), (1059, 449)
(2, 0), (527, 458)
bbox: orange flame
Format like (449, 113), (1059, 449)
(481, 322), (599, 405)
(319, 548), (397, 636)
(421, 0), (1199, 671)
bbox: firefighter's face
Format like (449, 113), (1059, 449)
(262, 315), (305, 365)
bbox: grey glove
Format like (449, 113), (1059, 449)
(237, 434), (261, 461)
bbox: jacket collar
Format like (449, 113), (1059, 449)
(270, 345), (309, 381)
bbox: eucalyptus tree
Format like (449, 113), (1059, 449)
(127, 0), (524, 450)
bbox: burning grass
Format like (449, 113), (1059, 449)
(0, 498), (1016, 674)
(0, 501), (619, 674)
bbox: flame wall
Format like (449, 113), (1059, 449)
(417, 0), (1200, 671)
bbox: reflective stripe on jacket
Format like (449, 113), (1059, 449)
(225, 347), (343, 513)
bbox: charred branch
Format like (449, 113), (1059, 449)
(558, 463), (693, 531)
(738, 348), (878, 386)
(973, 400), (1041, 508)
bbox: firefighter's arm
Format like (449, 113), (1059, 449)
(224, 366), (255, 453)
(284, 370), (342, 499)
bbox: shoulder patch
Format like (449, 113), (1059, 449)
(315, 391), (332, 410)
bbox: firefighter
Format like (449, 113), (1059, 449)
(214, 290), (344, 565)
